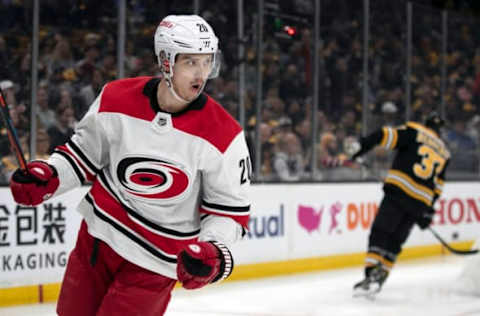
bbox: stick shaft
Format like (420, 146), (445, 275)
(0, 89), (27, 171)
(428, 227), (479, 255)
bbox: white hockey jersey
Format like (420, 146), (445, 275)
(48, 77), (251, 279)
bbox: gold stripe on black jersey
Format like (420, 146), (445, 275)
(434, 178), (444, 196)
(380, 127), (398, 150)
(385, 169), (434, 206)
(406, 121), (438, 138)
(365, 252), (394, 270)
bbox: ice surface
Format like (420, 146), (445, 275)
(1, 255), (479, 316)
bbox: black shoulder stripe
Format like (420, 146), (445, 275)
(68, 140), (100, 174)
(53, 150), (86, 184)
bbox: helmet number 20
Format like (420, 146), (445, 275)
(197, 23), (209, 32)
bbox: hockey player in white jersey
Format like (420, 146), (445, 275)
(9, 15), (251, 316)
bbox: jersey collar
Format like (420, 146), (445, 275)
(142, 77), (207, 116)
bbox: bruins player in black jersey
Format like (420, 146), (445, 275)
(349, 112), (450, 298)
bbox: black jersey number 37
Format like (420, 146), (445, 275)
(239, 156), (252, 184)
(413, 145), (446, 180)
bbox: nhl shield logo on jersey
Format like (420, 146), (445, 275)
(116, 156), (190, 202)
(158, 117), (167, 126)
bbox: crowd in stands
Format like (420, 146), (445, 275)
(1, 0), (480, 184)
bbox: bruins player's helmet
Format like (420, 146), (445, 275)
(424, 112), (445, 133)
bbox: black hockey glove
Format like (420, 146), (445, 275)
(416, 207), (434, 230)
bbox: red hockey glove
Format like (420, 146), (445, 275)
(176, 241), (233, 290)
(10, 161), (59, 206)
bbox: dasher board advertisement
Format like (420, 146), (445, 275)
(0, 187), (88, 288)
(1, 181), (480, 287)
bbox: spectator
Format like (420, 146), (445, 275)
(272, 131), (305, 181)
(279, 63), (307, 103)
(286, 98), (304, 127)
(34, 128), (51, 160)
(380, 101), (400, 127)
(315, 131), (349, 180)
(259, 123), (275, 180)
(316, 131), (341, 165)
(78, 68), (104, 119)
(75, 44), (100, 84)
(0, 80), (17, 107)
(47, 105), (75, 153)
(338, 109), (359, 136)
(294, 118), (313, 171)
(246, 122), (276, 179)
(57, 87), (84, 122)
(46, 38), (75, 80)
(99, 53), (117, 82)
(36, 86), (56, 129)
(446, 117), (478, 173)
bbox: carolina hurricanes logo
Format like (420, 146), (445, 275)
(117, 157), (189, 200)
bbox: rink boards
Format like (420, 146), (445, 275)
(0, 181), (478, 306)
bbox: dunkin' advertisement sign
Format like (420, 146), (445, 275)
(297, 201), (379, 235)
(233, 183), (385, 263)
(292, 182), (480, 258)
(233, 182), (480, 264)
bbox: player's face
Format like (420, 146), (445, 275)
(172, 53), (213, 101)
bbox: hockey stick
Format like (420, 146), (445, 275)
(330, 157), (480, 256)
(0, 88), (28, 172)
(427, 227), (479, 255)
(322, 157), (372, 170)
(322, 157), (383, 181)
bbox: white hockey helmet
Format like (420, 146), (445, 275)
(154, 15), (221, 80)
